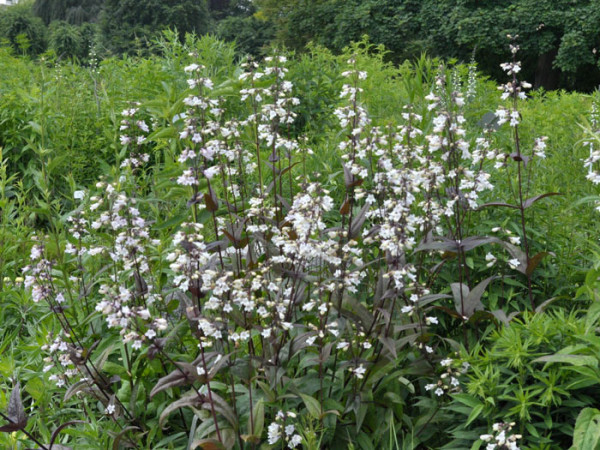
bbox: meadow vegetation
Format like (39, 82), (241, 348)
(1, 33), (600, 450)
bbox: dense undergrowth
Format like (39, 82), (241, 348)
(1, 34), (600, 450)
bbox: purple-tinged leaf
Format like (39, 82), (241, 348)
(418, 293), (452, 308)
(349, 203), (370, 239)
(0, 383), (27, 432)
(460, 236), (500, 252)
(491, 309), (521, 326)
(479, 201), (519, 210)
(159, 390), (205, 428)
(523, 192), (561, 209)
(378, 336), (397, 359)
(110, 426), (141, 450)
(150, 361), (201, 398)
(203, 186), (219, 212)
(50, 421), (85, 449)
(205, 392), (238, 428)
(526, 252), (554, 276)
(190, 438), (225, 450)
(535, 297), (560, 313)
(450, 283), (470, 318)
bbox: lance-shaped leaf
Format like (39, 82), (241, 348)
(527, 252), (554, 276)
(450, 283), (470, 317)
(50, 420), (86, 449)
(242, 399), (264, 444)
(150, 360), (201, 398)
(535, 296), (560, 314)
(349, 203), (370, 239)
(417, 236), (499, 254)
(460, 236), (500, 252)
(0, 382), (27, 432)
(416, 236), (458, 253)
(491, 309), (520, 327)
(450, 277), (497, 318)
(523, 192), (561, 209)
(190, 439), (225, 450)
(478, 201), (519, 210)
(204, 392), (237, 428)
(418, 293), (452, 308)
(159, 390), (205, 428)
(339, 197), (350, 215)
(110, 426), (141, 450)
(204, 186), (219, 212)
(290, 332), (318, 359)
(533, 354), (598, 367)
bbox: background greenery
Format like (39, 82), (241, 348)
(1, 2), (600, 449)
(2, 0), (600, 90)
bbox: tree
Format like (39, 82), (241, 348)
(417, 0), (600, 90)
(100, 0), (210, 55)
(33, 0), (105, 25)
(49, 20), (84, 59)
(0, 2), (46, 55)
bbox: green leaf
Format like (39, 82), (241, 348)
(572, 408), (600, 450)
(249, 399), (264, 439)
(452, 394), (483, 409)
(533, 354), (598, 367)
(299, 393), (321, 420)
(465, 404), (484, 427)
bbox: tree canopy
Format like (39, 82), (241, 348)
(100, 0), (210, 55)
(4, 0), (600, 90)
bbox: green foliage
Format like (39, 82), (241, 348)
(100, 0), (210, 55)
(572, 408), (600, 450)
(48, 20), (84, 59)
(216, 14), (274, 57)
(1, 34), (600, 450)
(33, 0), (105, 26)
(0, 2), (47, 55)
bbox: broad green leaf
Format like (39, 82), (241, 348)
(299, 393), (321, 420)
(572, 408), (600, 450)
(533, 354), (598, 367)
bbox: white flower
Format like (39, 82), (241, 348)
(184, 63), (200, 72)
(145, 329), (156, 339)
(440, 358), (453, 367)
(508, 258), (520, 269)
(288, 434), (302, 448)
(352, 364), (367, 379)
(267, 422), (281, 445)
(74, 190), (85, 200)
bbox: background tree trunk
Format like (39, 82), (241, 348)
(534, 50), (560, 90)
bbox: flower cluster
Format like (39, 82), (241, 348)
(480, 422), (521, 450)
(119, 103), (151, 170)
(267, 411), (302, 449)
(424, 357), (468, 397)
